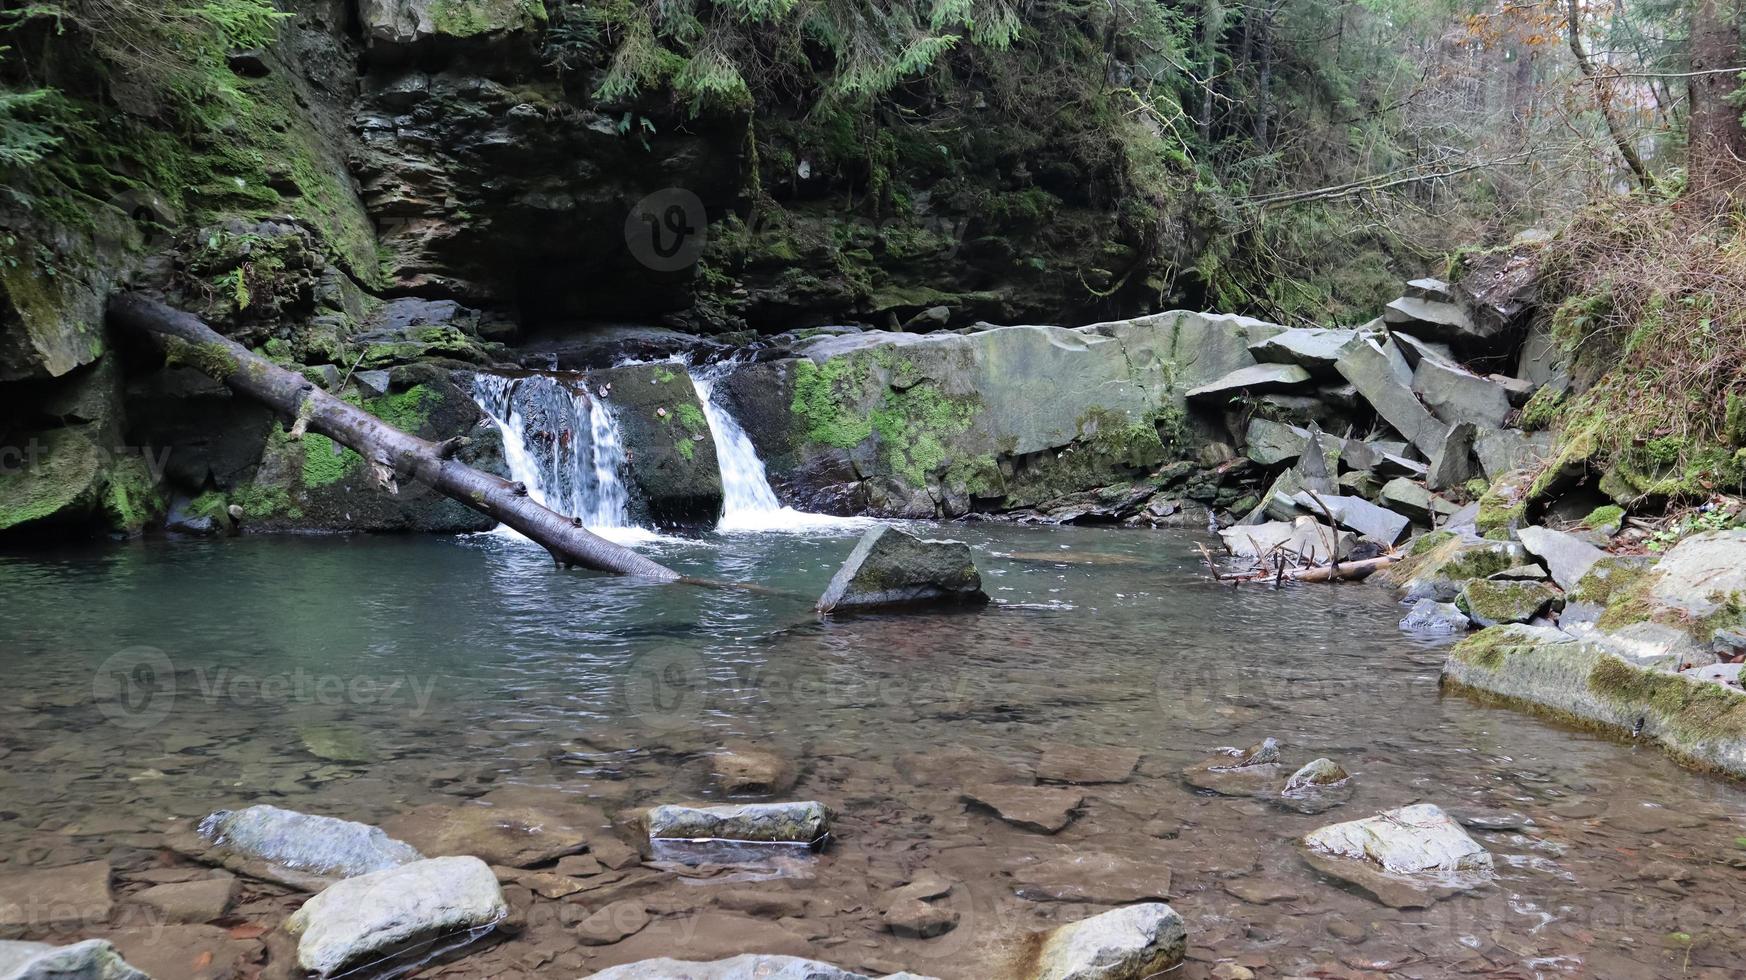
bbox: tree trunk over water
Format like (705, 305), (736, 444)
(108, 294), (683, 581)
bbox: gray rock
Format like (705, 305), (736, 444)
(1388, 538), (1526, 603)
(816, 525), (987, 614)
(1185, 363), (1313, 399)
(197, 806), (421, 887)
(284, 856), (506, 977)
(961, 784), (1084, 834)
(1473, 428), (1554, 481)
(1488, 374), (1538, 406)
(1400, 599), (1470, 634)
(1457, 579), (1559, 628)
(1029, 903), (1188, 980)
(1291, 492), (1410, 545)
(1219, 518), (1351, 564)
(1648, 530), (1746, 618)
(1377, 478), (1456, 524)
(590, 955), (937, 980)
(1284, 758), (1350, 792)
(1383, 297), (1480, 343)
(648, 802), (831, 845)
(0, 940), (147, 980)
(1390, 331), (1455, 369)
(1489, 564), (1550, 581)
(1516, 526), (1606, 591)
(1682, 662), (1744, 690)
(593, 361), (724, 524)
(1335, 337), (1448, 457)
(1295, 425), (1338, 495)
(1300, 803), (1492, 908)
(1248, 328), (1357, 372)
(1243, 417), (1307, 466)
(1412, 360), (1512, 428)
(1427, 421), (1479, 491)
(1588, 622), (1716, 672)
(1375, 452), (1430, 480)
(1405, 277), (1453, 302)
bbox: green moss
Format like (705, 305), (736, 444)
(1410, 530), (1457, 557)
(1457, 579), (1557, 625)
(164, 337), (240, 379)
(229, 483), (299, 519)
(1582, 504), (1625, 531)
(676, 437), (696, 461)
(366, 384), (441, 434)
(300, 433), (358, 487)
(1518, 383), (1565, 432)
(188, 490), (229, 519)
(101, 456), (165, 534)
(427, 0), (544, 36)
(870, 382), (978, 487)
(652, 367), (679, 385)
(674, 401), (707, 435)
(1571, 556), (1651, 608)
(1450, 626), (1527, 671)
(790, 356), (876, 448)
(1476, 479), (1528, 539)
(1588, 655), (1746, 745)
(0, 429), (103, 532)
(1726, 392), (1746, 447)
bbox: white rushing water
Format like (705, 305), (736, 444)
(470, 373), (659, 544)
(689, 366), (867, 533)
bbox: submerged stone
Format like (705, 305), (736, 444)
(1301, 803), (1492, 908)
(0, 860), (112, 931)
(1182, 739), (1283, 797)
(816, 525), (987, 614)
(647, 802), (831, 845)
(1400, 599), (1470, 634)
(380, 801), (595, 868)
(0, 940), (147, 980)
(197, 805), (421, 888)
(285, 856), (506, 978)
(589, 955), (938, 980)
(961, 784), (1084, 834)
(1013, 852), (1170, 904)
(1028, 903), (1188, 980)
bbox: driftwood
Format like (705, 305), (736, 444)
(1199, 538), (1396, 585)
(108, 294), (682, 581)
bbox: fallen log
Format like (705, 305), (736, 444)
(108, 293), (682, 581)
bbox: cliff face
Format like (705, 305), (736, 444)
(0, 0), (1213, 538)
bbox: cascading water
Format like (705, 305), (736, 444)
(470, 373), (639, 535)
(689, 365), (864, 533)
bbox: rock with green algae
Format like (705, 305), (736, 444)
(646, 802), (831, 845)
(1443, 624), (1746, 778)
(592, 361), (722, 525)
(1456, 579), (1560, 628)
(0, 428), (106, 535)
(1382, 533), (1526, 603)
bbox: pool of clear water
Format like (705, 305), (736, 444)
(0, 524), (1741, 978)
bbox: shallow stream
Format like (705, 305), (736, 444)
(0, 525), (1741, 978)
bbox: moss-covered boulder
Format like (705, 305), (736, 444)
(593, 362), (722, 526)
(1562, 532), (1745, 658)
(0, 428), (106, 536)
(1444, 625), (1746, 778)
(1381, 533), (1526, 602)
(726, 312), (1281, 518)
(1456, 579), (1560, 628)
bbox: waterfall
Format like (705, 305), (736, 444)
(690, 366), (865, 533)
(470, 373), (641, 537)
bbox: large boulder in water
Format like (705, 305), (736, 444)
(195, 805), (422, 889)
(285, 856), (505, 977)
(589, 955), (938, 980)
(593, 361), (723, 525)
(816, 525), (987, 613)
(1027, 903), (1188, 980)
(0, 939), (147, 980)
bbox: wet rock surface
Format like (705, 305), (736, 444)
(817, 525), (988, 614)
(1027, 903), (1188, 980)
(0, 939), (147, 980)
(647, 802), (832, 844)
(285, 855), (507, 976)
(961, 784), (1084, 834)
(1301, 803), (1493, 908)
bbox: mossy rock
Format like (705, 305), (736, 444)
(1456, 579), (1560, 628)
(0, 428), (106, 536)
(1382, 534), (1526, 603)
(593, 361), (723, 525)
(1444, 624), (1746, 778)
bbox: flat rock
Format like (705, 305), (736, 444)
(1247, 328), (1357, 371)
(132, 876), (237, 923)
(1185, 363), (1312, 399)
(576, 900), (652, 945)
(1037, 744), (1141, 784)
(961, 784), (1083, 834)
(1517, 526), (1606, 591)
(285, 856), (507, 977)
(588, 955), (938, 980)
(1014, 852), (1170, 903)
(882, 898), (958, 938)
(1243, 417), (1308, 466)
(1411, 359), (1512, 428)
(1647, 530), (1746, 618)
(816, 525), (988, 614)
(1405, 277), (1453, 302)
(1474, 427), (1553, 480)
(1376, 478), (1456, 524)
(647, 802), (831, 845)
(197, 805), (421, 888)
(0, 860), (112, 930)
(102, 925), (256, 980)
(0, 940), (146, 980)
(1223, 877), (1300, 905)
(711, 745), (796, 795)
(1182, 740), (1282, 798)
(1290, 492), (1409, 545)
(1029, 903), (1187, 980)
(1383, 296), (1479, 342)
(380, 801), (597, 867)
(1301, 803), (1493, 908)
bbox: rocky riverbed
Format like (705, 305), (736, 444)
(1, 527), (1745, 978)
